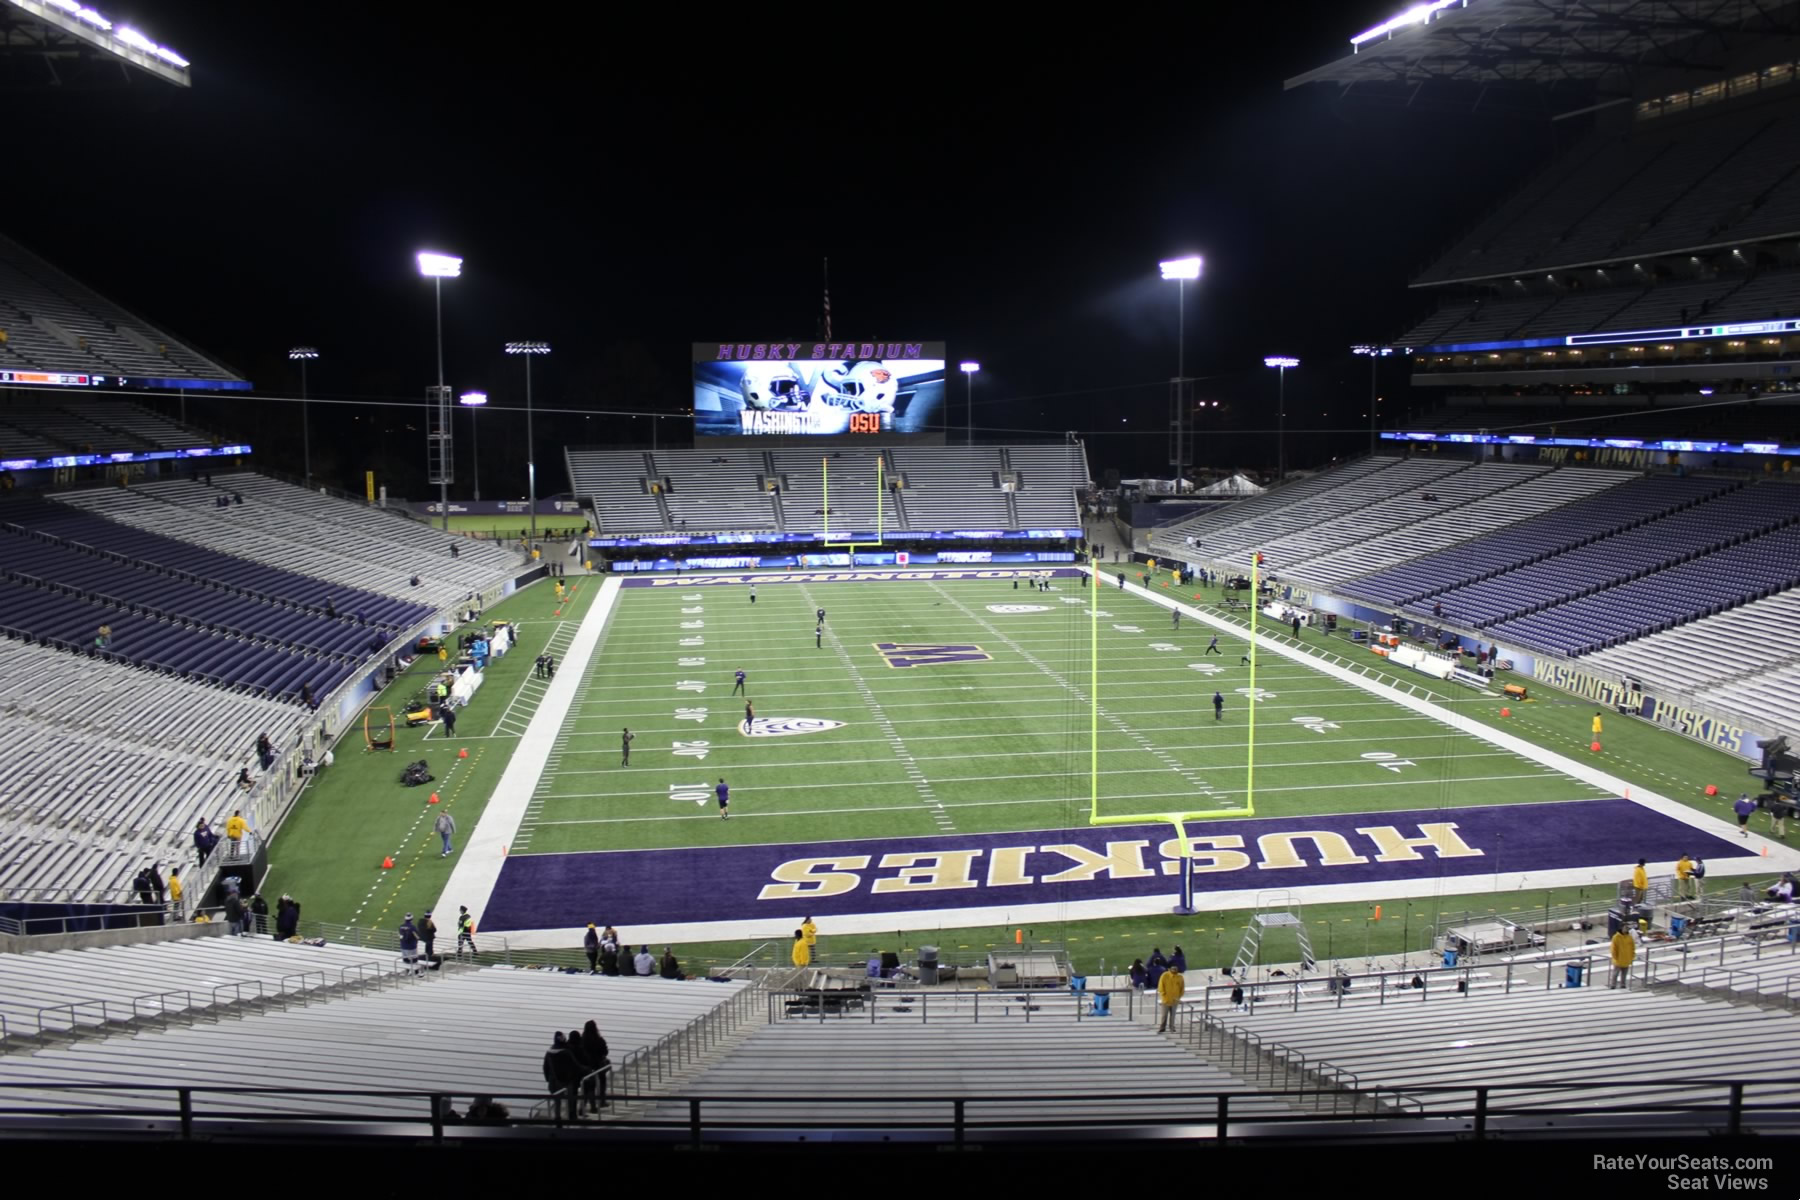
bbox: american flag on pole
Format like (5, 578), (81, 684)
(822, 257), (831, 341)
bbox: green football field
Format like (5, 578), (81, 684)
(265, 564), (1780, 970)
(517, 572), (1616, 860)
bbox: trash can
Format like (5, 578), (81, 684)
(1564, 962), (1585, 988)
(1442, 947), (1458, 968)
(1669, 914), (1688, 938)
(918, 945), (940, 986)
(1089, 991), (1111, 1017)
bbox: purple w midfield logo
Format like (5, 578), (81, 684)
(875, 642), (991, 669)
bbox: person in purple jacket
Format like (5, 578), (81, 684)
(1735, 792), (1758, 839)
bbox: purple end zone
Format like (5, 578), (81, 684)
(622, 567), (1090, 588)
(478, 798), (1754, 932)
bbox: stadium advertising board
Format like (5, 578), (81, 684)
(693, 341), (946, 438)
(587, 528), (1081, 549)
(1531, 659), (1766, 758)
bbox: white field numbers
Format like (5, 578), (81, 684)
(670, 782), (710, 806)
(1292, 715), (1340, 734)
(1362, 750), (1416, 773)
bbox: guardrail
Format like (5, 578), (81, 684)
(3, 1076), (1792, 1143)
(18, 956), (400, 1047)
(567, 981), (763, 1116)
(765, 986), (1135, 1024)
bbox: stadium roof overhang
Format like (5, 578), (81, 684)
(1, 0), (189, 89)
(1287, 0), (1800, 114)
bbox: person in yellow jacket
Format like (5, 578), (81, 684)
(224, 810), (248, 849)
(1632, 859), (1648, 902)
(1592, 712), (1604, 737)
(790, 929), (811, 969)
(800, 916), (818, 956)
(1156, 963), (1185, 1032)
(168, 867), (183, 913)
(1675, 854), (1694, 900)
(1608, 926), (1636, 988)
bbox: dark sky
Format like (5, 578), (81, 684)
(5, 2), (1567, 493)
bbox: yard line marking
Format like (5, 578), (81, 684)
(798, 583), (953, 832)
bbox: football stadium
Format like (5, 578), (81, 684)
(1, 0), (1799, 1174)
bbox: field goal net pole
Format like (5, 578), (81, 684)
(1086, 552), (1261, 912)
(821, 453), (884, 550)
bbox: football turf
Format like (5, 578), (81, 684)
(268, 566), (1779, 963)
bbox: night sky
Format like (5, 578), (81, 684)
(5, 3), (1565, 496)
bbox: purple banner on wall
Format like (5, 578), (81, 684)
(477, 797), (1751, 932)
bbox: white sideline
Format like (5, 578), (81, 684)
(433, 575), (624, 929)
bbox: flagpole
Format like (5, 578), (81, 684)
(823, 257), (832, 342)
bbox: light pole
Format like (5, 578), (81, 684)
(1352, 344), (1398, 456)
(959, 361), (980, 446)
(417, 251), (462, 533)
(1263, 356), (1299, 482)
(506, 341), (551, 547)
(459, 391), (487, 501)
(1160, 257), (1203, 477)
(288, 346), (318, 486)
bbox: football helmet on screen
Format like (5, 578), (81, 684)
(739, 363), (808, 411)
(815, 362), (897, 413)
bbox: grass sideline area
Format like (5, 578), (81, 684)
(268, 562), (1784, 975)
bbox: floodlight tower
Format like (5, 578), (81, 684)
(1263, 356), (1299, 482)
(1352, 344), (1398, 456)
(417, 251), (462, 533)
(959, 361), (980, 446)
(505, 341), (551, 547)
(1160, 256), (1202, 476)
(288, 347), (319, 486)
(459, 392), (487, 500)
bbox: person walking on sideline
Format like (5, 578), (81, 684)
(1213, 691), (1224, 721)
(743, 701), (754, 733)
(816, 606), (826, 625)
(1206, 634), (1220, 655)
(1593, 711), (1604, 738)
(749, 583), (756, 605)
(457, 906), (478, 955)
(791, 929), (811, 968)
(816, 622), (823, 649)
(716, 778), (731, 819)
(1608, 924), (1636, 988)
(438, 702), (456, 737)
(584, 923), (601, 974)
(1156, 962), (1185, 1032)
(1632, 859), (1648, 903)
(1735, 792), (1757, 838)
(620, 727), (634, 766)
(1171, 608), (1180, 629)
(435, 809), (457, 857)
(732, 668), (746, 696)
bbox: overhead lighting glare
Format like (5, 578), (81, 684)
(416, 251), (462, 278)
(115, 25), (188, 67)
(1350, 0), (1459, 47)
(47, 0), (111, 29)
(1159, 256), (1202, 280)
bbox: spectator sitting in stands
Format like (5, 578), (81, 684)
(465, 1095), (510, 1124)
(659, 947), (684, 980)
(1770, 873), (1797, 903)
(868, 950), (882, 978)
(634, 945), (655, 976)
(236, 767), (254, 792)
(1129, 958), (1148, 989)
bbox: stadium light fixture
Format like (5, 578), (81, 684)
(416, 252), (462, 279)
(418, 251), (462, 532)
(460, 393), (487, 501)
(960, 362), (980, 447)
(1264, 357), (1299, 482)
(116, 25), (188, 67)
(506, 342), (551, 546)
(289, 347), (320, 486)
(1162, 258), (1203, 474)
(1350, 0), (1458, 48)
(48, 1), (112, 31)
